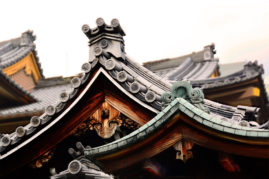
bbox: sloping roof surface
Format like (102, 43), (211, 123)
(219, 61), (245, 77)
(0, 31), (44, 78)
(143, 44), (219, 81)
(0, 83), (71, 119)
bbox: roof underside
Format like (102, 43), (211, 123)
(0, 81), (71, 119)
(0, 71), (36, 108)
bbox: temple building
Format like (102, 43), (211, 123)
(0, 18), (268, 178)
(143, 44), (268, 123)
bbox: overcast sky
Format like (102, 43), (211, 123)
(1, 0), (269, 77)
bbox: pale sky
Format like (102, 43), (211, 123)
(1, 0), (269, 77)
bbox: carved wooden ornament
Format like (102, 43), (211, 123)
(90, 101), (122, 139)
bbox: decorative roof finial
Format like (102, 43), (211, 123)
(82, 18), (125, 40)
(162, 81), (209, 113)
(82, 18), (126, 62)
(20, 30), (35, 46)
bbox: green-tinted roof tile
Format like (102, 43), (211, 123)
(246, 131), (258, 137)
(161, 108), (176, 121)
(137, 131), (147, 139)
(223, 127), (235, 134)
(207, 115), (214, 121)
(194, 115), (203, 123)
(210, 117), (222, 124)
(179, 104), (186, 112)
(137, 125), (146, 133)
(171, 99), (178, 106)
(154, 119), (162, 127)
(126, 137), (135, 143)
(178, 98), (188, 105)
(201, 112), (211, 120)
(235, 129), (247, 136)
(108, 144), (117, 150)
(184, 109), (194, 118)
(160, 116), (168, 123)
(240, 126), (253, 131)
(183, 102), (195, 111)
(99, 146), (107, 152)
(135, 126), (143, 133)
(170, 105), (179, 114)
(212, 124), (224, 131)
(257, 131), (269, 137)
(232, 124), (243, 130)
(203, 120), (213, 127)
(192, 108), (204, 116)
(89, 151), (93, 155)
(146, 125), (155, 133)
(220, 120), (232, 127)
(147, 117), (157, 126)
(118, 140), (127, 147)
(155, 111), (165, 120)
(162, 105), (172, 113)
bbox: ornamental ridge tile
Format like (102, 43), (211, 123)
(223, 127), (235, 134)
(179, 104), (186, 112)
(155, 111), (165, 120)
(200, 112), (211, 121)
(257, 132), (269, 137)
(235, 129), (247, 136)
(193, 115), (203, 123)
(246, 131), (258, 137)
(219, 120), (233, 127)
(212, 123), (224, 131)
(184, 108), (195, 118)
(183, 101), (195, 111)
(210, 117), (222, 124)
(203, 120), (213, 127)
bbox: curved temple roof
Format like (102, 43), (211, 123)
(0, 81), (71, 120)
(0, 31), (44, 78)
(143, 44), (267, 105)
(0, 31), (45, 110)
(143, 44), (219, 81)
(0, 18), (268, 175)
(191, 60), (265, 89)
(85, 97), (269, 159)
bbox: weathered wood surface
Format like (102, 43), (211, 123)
(0, 72), (155, 175)
(179, 114), (269, 158)
(99, 114), (183, 172)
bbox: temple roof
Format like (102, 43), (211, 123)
(0, 31), (44, 78)
(0, 19), (268, 175)
(0, 79), (71, 120)
(191, 60), (265, 89)
(0, 70), (36, 108)
(143, 44), (219, 81)
(85, 97), (269, 160)
(143, 45), (268, 119)
(219, 61), (245, 77)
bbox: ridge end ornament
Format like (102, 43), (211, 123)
(82, 18), (126, 62)
(161, 81), (209, 113)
